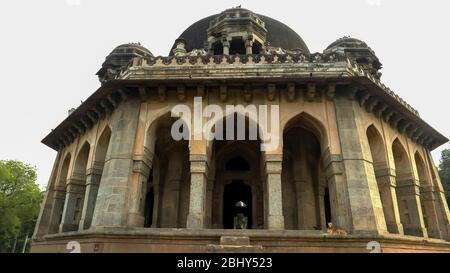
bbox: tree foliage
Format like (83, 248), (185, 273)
(0, 160), (43, 252)
(439, 148), (450, 206)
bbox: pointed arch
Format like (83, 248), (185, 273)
(392, 138), (426, 236)
(392, 138), (413, 181)
(60, 141), (90, 232)
(283, 111), (328, 152)
(366, 125), (388, 170)
(206, 110), (264, 229)
(143, 111), (191, 228)
(79, 126), (112, 230)
(73, 141), (91, 177)
(48, 152), (72, 234)
(415, 151), (441, 238)
(57, 153), (72, 188)
(366, 125), (401, 234)
(282, 112), (329, 230)
(94, 126), (112, 168)
(414, 152), (430, 186)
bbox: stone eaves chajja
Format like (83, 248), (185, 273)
(41, 53), (448, 151)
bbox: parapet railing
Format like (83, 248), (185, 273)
(117, 52), (419, 118)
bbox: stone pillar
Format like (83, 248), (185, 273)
(91, 99), (141, 228)
(33, 151), (62, 237)
(223, 40), (230, 56)
(245, 39), (253, 55)
(187, 155), (208, 229)
(432, 181), (450, 239)
(47, 186), (66, 234)
(420, 185), (442, 238)
(294, 180), (305, 229)
(264, 154), (285, 230)
(151, 157), (161, 228)
(427, 151), (450, 240)
(78, 167), (102, 230)
(206, 179), (214, 228)
(59, 175), (86, 232)
(322, 152), (352, 231)
(160, 151), (183, 228)
(375, 168), (404, 234)
(128, 157), (151, 227)
(317, 185), (327, 230)
(334, 90), (388, 235)
(396, 177), (428, 237)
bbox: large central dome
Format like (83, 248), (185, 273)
(169, 8), (310, 55)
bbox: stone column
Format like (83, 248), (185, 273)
(59, 175), (86, 232)
(91, 99), (141, 228)
(151, 157), (161, 228)
(432, 180), (450, 239)
(294, 180), (306, 229)
(33, 151), (62, 237)
(427, 152), (450, 240)
(375, 168), (404, 234)
(264, 154), (285, 230)
(160, 151), (183, 228)
(334, 90), (388, 235)
(187, 155), (209, 229)
(245, 39), (253, 55)
(396, 177), (428, 237)
(47, 186), (66, 234)
(317, 185), (327, 230)
(223, 40), (230, 56)
(128, 157), (151, 227)
(420, 185), (442, 238)
(78, 167), (102, 230)
(205, 179), (214, 228)
(322, 152), (352, 231)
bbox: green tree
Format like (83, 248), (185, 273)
(0, 160), (43, 253)
(439, 147), (450, 206)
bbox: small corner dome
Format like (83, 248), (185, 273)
(325, 36), (370, 51)
(97, 43), (153, 83)
(102, 43), (153, 67)
(325, 36), (382, 77)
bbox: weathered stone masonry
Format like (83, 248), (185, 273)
(32, 7), (450, 253)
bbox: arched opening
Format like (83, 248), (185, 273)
(223, 180), (252, 229)
(210, 113), (264, 229)
(62, 142), (90, 232)
(283, 126), (324, 230)
(144, 114), (190, 228)
(252, 41), (262, 55)
(49, 153), (71, 234)
(282, 114), (330, 231)
(80, 127), (111, 230)
(213, 41), (223, 55)
(366, 125), (400, 234)
(392, 139), (424, 236)
(230, 38), (246, 55)
(415, 152), (440, 238)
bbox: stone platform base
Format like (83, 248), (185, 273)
(31, 227), (450, 253)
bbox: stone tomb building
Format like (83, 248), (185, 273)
(32, 8), (450, 252)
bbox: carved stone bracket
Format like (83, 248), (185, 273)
(267, 84), (277, 101)
(158, 85), (166, 102)
(220, 85), (227, 102)
(287, 83), (296, 102)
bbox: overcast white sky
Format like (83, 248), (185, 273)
(0, 0), (449, 189)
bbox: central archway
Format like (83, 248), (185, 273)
(209, 113), (264, 229)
